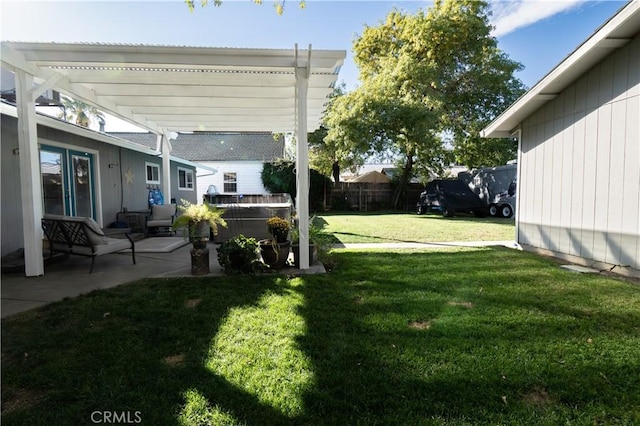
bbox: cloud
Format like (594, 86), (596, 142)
(490, 0), (586, 37)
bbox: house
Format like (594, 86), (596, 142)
(109, 132), (285, 202)
(1, 100), (201, 261)
(481, 1), (639, 277)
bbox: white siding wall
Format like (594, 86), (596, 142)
(518, 35), (640, 270)
(195, 161), (268, 202)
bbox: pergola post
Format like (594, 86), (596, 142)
(15, 70), (45, 276)
(295, 48), (310, 269)
(161, 133), (173, 204)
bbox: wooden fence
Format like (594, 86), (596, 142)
(329, 183), (424, 212)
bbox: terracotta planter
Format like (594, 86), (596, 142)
(259, 239), (291, 270)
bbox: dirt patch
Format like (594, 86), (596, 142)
(522, 386), (553, 407)
(1, 388), (46, 415)
(448, 301), (475, 309)
(409, 320), (432, 330)
(184, 299), (202, 308)
(163, 354), (186, 367)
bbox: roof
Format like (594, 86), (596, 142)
(0, 100), (196, 170)
(0, 42), (345, 134)
(109, 132), (284, 162)
(482, 1), (640, 138)
(350, 171), (391, 183)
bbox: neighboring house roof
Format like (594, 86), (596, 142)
(109, 132), (285, 162)
(482, 1), (640, 138)
(350, 171), (391, 183)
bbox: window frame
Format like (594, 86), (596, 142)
(145, 162), (161, 185)
(223, 172), (237, 193)
(177, 167), (194, 191)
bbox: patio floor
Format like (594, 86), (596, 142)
(1, 237), (326, 318)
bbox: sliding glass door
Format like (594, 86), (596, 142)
(40, 145), (96, 218)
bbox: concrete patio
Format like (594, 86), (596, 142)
(1, 237), (326, 319)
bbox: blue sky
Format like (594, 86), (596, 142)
(0, 0), (628, 130)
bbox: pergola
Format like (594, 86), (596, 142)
(1, 41), (346, 276)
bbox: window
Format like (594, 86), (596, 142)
(223, 172), (237, 193)
(178, 167), (194, 190)
(146, 162), (160, 184)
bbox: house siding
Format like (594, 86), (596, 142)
(1, 114), (197, 257)
(196, 161), (268, 202)
(518, 35), (640, 270)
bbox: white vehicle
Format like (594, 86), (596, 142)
(488, 180), (516, 218)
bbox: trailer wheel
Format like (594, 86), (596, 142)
(417, 205), (424, 215)
(488, 203), (498, 217)
(500, 205), (513, 218)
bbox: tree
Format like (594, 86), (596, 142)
(58, 96), (105, 128)
(185, 0), (305, 15)
(261, 160), (331, 212)
(307, 83), (356, 184)
(323, 0), (526, 208)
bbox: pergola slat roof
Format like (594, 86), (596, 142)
(1, 41), (345, 276)
(1, 41), (345, 133)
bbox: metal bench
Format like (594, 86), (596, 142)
(42, 215), (136, 273)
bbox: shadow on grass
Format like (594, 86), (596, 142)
(3, 249), (639, 424)
(294, 249), (640, 424)
(1, 276), (295, 425)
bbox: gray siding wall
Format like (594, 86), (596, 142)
(518, 35), (640, 269)
(1, 114), (197, 256)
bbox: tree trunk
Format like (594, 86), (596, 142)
(332, 161), (340, 184)
(392, 151), (415, 210)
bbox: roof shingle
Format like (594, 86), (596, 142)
(109, 132), (285, 162)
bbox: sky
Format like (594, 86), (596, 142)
(0, 0), (629, 131)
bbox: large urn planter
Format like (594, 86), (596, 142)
(171, 199), (227, 276)
(259, 239), (291, 271)
(189, 222), (211, 275)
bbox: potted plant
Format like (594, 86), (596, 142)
(259, 216), (291, 270)
(172, 199), (227, 275)
(217, 234), (264, 275)
(290, 216), (332, 268)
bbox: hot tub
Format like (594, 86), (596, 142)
(203, 193), (294, 243)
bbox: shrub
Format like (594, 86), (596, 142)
(217, 235), (265, 275)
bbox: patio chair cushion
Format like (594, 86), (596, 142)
(43, 214), (107, 245)
(147, 204), (176, 228)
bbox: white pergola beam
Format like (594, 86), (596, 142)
(15, 70), (44, 276)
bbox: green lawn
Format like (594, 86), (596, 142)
(2, 248), (639, 425)
(319, 212), (515, 243)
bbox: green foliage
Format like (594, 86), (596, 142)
(216, 234), (265, 275)
(322, 0), (526, 207)
(185, 0), (305, 15)
(290, 216), (334, 262)
(261, 160), (332, 212)
(58, 95), (105, 128)
(172, 199), (227, 236)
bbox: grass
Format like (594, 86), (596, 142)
(2, 247), (640, 425)
(318, 211), (515, 243)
